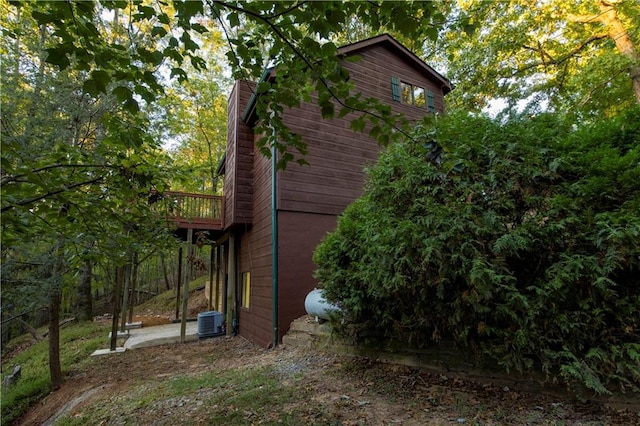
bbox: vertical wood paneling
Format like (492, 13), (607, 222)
(224, 81), (255, 229)
(223, 84), (238, 226)
(237, 133), (273, 347)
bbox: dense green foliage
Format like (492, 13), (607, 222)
(314, 109), (640, 394)
(1, 0), (180, 388)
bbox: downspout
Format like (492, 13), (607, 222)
(272, 141), (279, 348)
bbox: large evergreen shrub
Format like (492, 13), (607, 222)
(313, 108), (640, 394)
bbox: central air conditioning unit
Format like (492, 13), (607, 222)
(197, 311), (225, 338)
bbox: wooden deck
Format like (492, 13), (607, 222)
(158, 191), (224, 230)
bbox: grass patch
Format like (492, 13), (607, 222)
(1, 321), (109, 425)
(58, 365), (318, 425)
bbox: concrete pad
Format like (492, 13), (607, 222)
(91, 348), (126, 356)
(124, 321), (199, 350)
(125, 321), (143, 330)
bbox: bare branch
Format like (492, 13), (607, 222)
(263, 1), (309, 20)
(509, 34), (608, 77)
(1, 175), (104, 213)
(1, 164), (119, 186)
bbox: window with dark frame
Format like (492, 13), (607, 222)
(392, 77), (429, 109)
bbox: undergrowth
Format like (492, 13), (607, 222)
(0, 321), (109, 425)
(315, 108), (640, 396)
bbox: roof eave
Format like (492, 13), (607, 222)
(337, 33), (452, 95)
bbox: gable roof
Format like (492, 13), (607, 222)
(337, 34), (452, 95)
(241, 33), (452, 124)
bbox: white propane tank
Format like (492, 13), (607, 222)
(304, 288), (339, 321)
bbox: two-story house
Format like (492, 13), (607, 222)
(210, 34), (451, 348)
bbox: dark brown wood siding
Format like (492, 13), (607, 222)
(278, 43), (445, 215)
(277, 211), (338, 338)
(237, 134), (273, 347)
(224, 81), (255, 228)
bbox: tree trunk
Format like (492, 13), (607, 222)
(48, 240), (64, 390)
(161, 253), (172, 291)
(597, 1), (640, 103)
(128, 253), (139, 324)
(76, 258), (93, 321)
(48, 290), (62, 390)
(119, 263), (131, 333)
(110, 266), (123, 351)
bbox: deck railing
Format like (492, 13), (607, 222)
(156, 191), (224, 229)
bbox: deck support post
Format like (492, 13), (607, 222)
(180, 228), (193, 343)
(208, 246), (215, 311)
(215, 246), (221, 311)
(175, 247), (182, 321)
(226, 234), (236, 336)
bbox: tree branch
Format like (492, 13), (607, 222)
(1, 164), (119, 186)
(1, 175), (104, 213)
(511, 34), (608, 77)
(263, 1), (309, 20)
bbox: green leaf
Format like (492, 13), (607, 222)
(177, 0), (204, 19)
(191, 23), (208, 34)
(256, 81), (271, 94)
(112, 86), (133, 102)
(350, 116), (366, 133)
(170, 67), (188, 82)
(123, 98), (140, 113)
(228, 12), (239, 28)
(45, 47), (70, 70)
(463, 23), (477, 37)
(82, 79), (99, 97)
(320, 102), (334, 119)
(137, 5), (155, 20)
(31, 11), (59, 25)
(151, 26), (167, 37)
(190, 56), (207, 71)
(90, 70), (110, 94)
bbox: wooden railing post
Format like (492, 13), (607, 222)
(154, 191), (224, 229)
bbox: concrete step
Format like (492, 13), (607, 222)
(108, 331), (129, 339)
(125, 321), (142, 330)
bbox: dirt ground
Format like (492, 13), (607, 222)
(12, 288), (640, 425)
(15, 335), (639, 426)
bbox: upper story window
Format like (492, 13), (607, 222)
(391, 76), (436, 112)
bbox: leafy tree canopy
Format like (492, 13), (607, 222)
(1, 0), (178, 341)
(10, 0), (460, 168)
(314, 107), (640, 395)
(433, 0), (640, 118)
